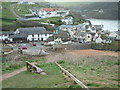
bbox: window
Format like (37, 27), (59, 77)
(45, 34), (47, 36)
(41, 38), (43, 41)
(88, 36), (90, 38)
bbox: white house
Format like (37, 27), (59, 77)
(95, 34), (112, 43)
(61, 16), (73, 25)
(90, 33), (99, 41)
(95, 36), (103, 43)
(17, 1), (35, 5)
(109, 31), (119, 40)
(13, 27), (53, 42)
(0, 31), (14, 42)
(37, 8), (70, 18)
(59, 24), (86, 38)
(74, 31), (92, 43)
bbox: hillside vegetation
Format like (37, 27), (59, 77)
(2, 2), (52, 31)
(2, 2), (17, 25)
(56, 2), (118, 20)
(13, 3), (45, 16)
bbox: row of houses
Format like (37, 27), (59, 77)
(29, 8), (70, 18)
(1, 25), (119, 44)
(56, 24), (120, 43)
(17, 1), (35, 5)
(0, 27), (53, 43)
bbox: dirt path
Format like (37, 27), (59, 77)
(68, 49), (119, 57)
(1, 62), (37, 81)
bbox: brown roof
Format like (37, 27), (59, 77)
(40, 8), (55, 11)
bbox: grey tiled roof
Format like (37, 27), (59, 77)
(17, 27), (47, 35)
(2, 31), (14, 35)
(75, 31), (89, 37)
(115, 30), (120, 35)
(94, 25), (103, 29)
(9, 34), (27, 38)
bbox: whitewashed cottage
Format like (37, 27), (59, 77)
(14, 27), (53, 42)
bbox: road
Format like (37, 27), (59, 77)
(9, 4), (21, 18)
(9, 4), (41, 21)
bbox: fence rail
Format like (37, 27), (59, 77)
(56, 62), (89, 90)
(26, 61), (46, 75)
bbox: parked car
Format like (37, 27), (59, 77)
(19, 46), (27, 49)
(32, 43), (36, 46)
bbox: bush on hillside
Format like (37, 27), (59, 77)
(91, 41), (119, 51)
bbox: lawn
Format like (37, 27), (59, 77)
(2, 63), (79, 88)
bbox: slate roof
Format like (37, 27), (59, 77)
(9, 34), (27, 38)
(59, 24), (85, 31)
(90, 33), (96, 36)
(74, 31), (89, 37)
(94, 25), (103, 29)
(115, 30), (120, 35)
(2, 31), (14, 35)
(17, 27), (48, 35)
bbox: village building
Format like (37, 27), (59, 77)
(95, 34), (112, 43)
(92, 25), (103, 33)
(17, 1), (35, 5)
(0, 31), (14, 43)
(59, 24), (86, 38)
(95, 35), (103, 43)
(12, 27), (53, 42)
(61, 16), (73, 25)
(108, 31), (120, 40)
(74, 31), (92, 43)
(36, 8), (70, 18)
(90, 32), (99, 41)
(9, 34), (28, 43)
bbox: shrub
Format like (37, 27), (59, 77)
(91, 41), (119, 51)
(57, 60), (65, 64)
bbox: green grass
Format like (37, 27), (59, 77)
(2, 2), (17, 25)
(56, 55), (119, 88)
(33, 17), (63, 25)
(2, 63), (71, 88)
(91, 41), (120, 51)
(13, 4), (45, 16)
(2, 54), (45, 74)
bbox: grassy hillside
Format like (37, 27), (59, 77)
(3, 59), (80, 88)
(13, 3), (45, 16)
(2, 2), (17, 25)
(2, 2), (50, 31)
(45, 52), (119, 88)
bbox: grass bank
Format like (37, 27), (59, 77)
(2, 52), (44, 74)
(2, 63), (80, 88)
(91, 41), (120, 51)
(45, 52), (119, 88)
